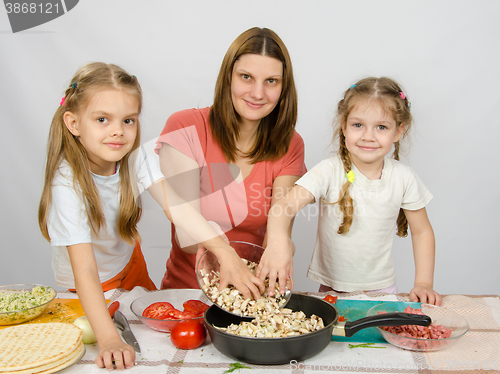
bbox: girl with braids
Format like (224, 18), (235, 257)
(262, 77), (442, 305)
(38, 62), (166, 369)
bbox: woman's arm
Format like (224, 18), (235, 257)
(158, 144), (202, 253)
(67, 243), (135, 370)
(155, 144), (265, 300)
(404, 207), (442, 306)
(147, 177), (226, 251)
(258, 183), (315, 296)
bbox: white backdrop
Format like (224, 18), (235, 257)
(1, 1), (499, 295)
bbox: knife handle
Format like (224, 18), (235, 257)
(108, 301), (120, 318)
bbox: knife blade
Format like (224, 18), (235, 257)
(113, 311), (141, 353)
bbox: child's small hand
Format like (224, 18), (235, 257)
(95, 339), (135, 371)
(256, 237), (294, 297)
(410, 284), (443, 306)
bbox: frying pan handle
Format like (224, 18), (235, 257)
(343, 312), (431, 338)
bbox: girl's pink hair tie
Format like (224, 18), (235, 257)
(399, 91), (406, 100)
(60, 97), (66, 106)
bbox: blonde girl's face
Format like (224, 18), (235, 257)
(64, 88), (139, 176)
(343, 98), (404, 175)
(231, 53), (283, 128)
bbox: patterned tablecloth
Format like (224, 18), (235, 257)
(59, 287), (500, 373)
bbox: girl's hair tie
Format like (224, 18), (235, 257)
(350, 84), (357, 89)
(60, 97), (66, 106)
(347, 170), (355, 183)
(399, 91), (411, 110)
(71, 82), (77, 89)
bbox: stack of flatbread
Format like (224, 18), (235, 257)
(0, 323), (84, 374)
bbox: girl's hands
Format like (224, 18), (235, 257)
(95, 338), (135, 370)
(410, 284), (443, 306)
(256, 236), (294, 297)
(260, 184), (312, 297)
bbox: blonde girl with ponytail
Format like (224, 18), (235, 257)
(262, 77), (442, 306)
(39, 62), (168, 370)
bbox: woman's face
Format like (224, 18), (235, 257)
(231, 53), (283, 128)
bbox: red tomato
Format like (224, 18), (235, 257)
(170, 320), (207, 349)
(182, 300), (209, 316)
(323, 295), (338, 304)
(142, 302), (174, 319)
(165, 308), (183, 319)
(178, 310), (198, 319)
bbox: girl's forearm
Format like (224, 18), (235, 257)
(404, 208), (436, 288)
(68, 244), (122, 345)
(268, 185), (313, 243)
(75, 273), (121, 345)
(268, 198), (295, 240)
(412, 229), (436, 287)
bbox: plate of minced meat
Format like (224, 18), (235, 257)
(367, 302), (469, 351)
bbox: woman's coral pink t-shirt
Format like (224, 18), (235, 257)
(155, 107), (306, 289)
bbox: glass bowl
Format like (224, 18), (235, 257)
(196, 241), (291, 316)
(367, 301), (469, 351)
(130, 289), (207, 333)
(196, 241), (265, 292)
(0, 284), (56, 326)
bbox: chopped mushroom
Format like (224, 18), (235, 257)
(200, 259), (326, 338)
(199, 259), (288, 317)
(215, 309), (325, 338)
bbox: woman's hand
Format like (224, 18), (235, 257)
(217, 248), (265, 300)
(257, 236), (294, 297)
(95, 338), (135, 370)
(410, 284), (443, 306)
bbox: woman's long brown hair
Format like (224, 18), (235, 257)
(210, 27), (298, 164)
(38, 62), (142, 245)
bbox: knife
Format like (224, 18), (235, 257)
(108, 301), (120, 317)
(113, 310), (141, 353)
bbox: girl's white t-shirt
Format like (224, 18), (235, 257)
(47, 145), (164, 288)
(296, 155), (433, 292)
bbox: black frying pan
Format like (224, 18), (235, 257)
(204, 293), (431, 365)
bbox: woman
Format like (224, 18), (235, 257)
(156, 27), (305, 298)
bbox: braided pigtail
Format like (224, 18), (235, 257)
(392, 141), (409, 237)
(336, 132), (354, 234)
(322, 128), (355, 234)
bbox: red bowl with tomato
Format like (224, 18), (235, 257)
(130, 289), (210, 333)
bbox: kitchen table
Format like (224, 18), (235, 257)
(54, 288), (500, 373)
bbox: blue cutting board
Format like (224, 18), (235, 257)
(331, 299), (395, 343)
